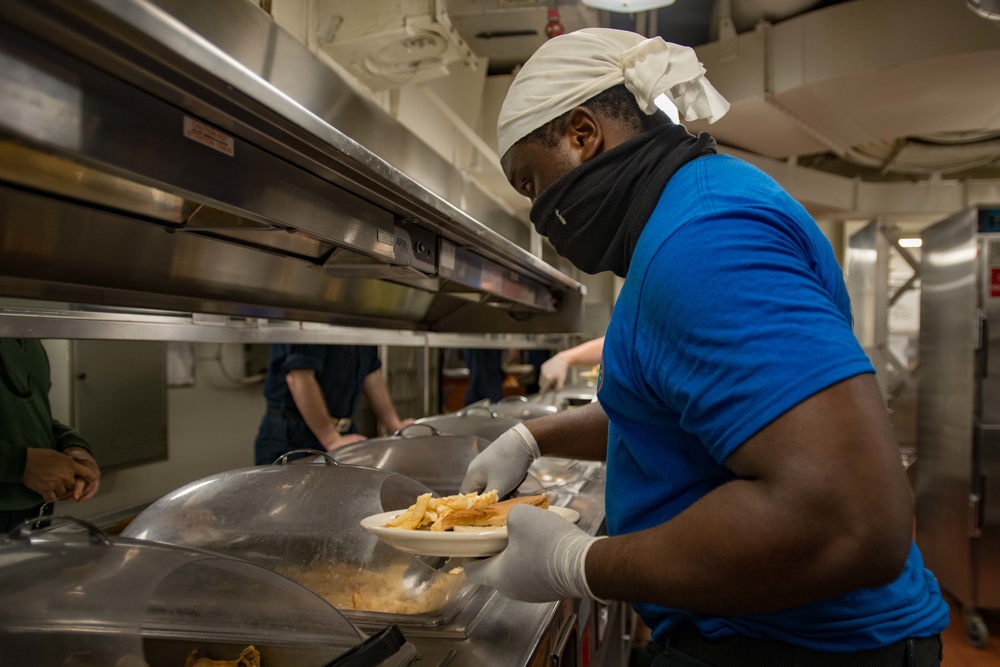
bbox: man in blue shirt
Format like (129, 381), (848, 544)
(254, 345), (411, 465)
(459, 28), (947, 665)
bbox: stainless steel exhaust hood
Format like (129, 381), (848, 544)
(0, 0), (584, 337)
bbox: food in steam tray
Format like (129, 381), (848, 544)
(276, 560), (463, 615)
(61, 645), (259, 667)
(384, 491), (550, 531)
(184, 645), (259, 667)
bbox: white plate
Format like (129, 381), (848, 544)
(360, 505), (581, 557)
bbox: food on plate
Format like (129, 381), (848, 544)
(184, 645), (260, 667)
(438, 495), (550, 530)
(277, 560), (463, 615)
(382, 490), (549, 531)
(382, 490), (499, 531)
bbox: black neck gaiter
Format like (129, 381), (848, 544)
(529, 123), (717, 277)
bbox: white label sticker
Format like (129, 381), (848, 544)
(440, 241), (456, 271)
(183, 116), (235, 156)
(377, 228), (395, 246)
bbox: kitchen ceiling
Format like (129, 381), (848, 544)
(306, 0), (999, 225)
(439, 0), (1000, 184)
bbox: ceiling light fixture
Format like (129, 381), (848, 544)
(967, 0), (1000, 20)
(581, 0), (677, 13)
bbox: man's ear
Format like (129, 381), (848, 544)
(565, 107), (603, 163)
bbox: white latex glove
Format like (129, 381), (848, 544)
(460, 423), (539, 497)
(539, 355), (569, 392)
(464, 504), (607, 602)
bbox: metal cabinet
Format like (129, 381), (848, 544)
(71, 340), (167, 470)
(916, 205), (1000, 647)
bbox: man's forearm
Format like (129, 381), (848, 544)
(560, 337), (605, 367)
(523, 401), (608, 460)
(586, 475), (895, 615)
(362, 370), (403, 432)
(285, 370), (340, 445)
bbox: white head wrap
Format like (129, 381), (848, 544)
(496, 28), (730, 157)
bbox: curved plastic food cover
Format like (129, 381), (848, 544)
(333, 426), (488, 496)
(486, 396), (558, 421)
(123, 463), (471, 626)
(413, 405), (522, 442)
(0, 523), (368, 666)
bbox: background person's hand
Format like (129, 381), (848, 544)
(387, 417), (416, 433)
(539, 355), (569, 392)
(322, 432), (367, 452)
(463, 504), (605, 602)
(63, 446), (101, 501)
(22, 448), (96, 503)
(460, 423), (540, 497)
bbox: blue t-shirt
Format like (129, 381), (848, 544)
(262, 344), (380, 421)
(598, 155), (948, 650)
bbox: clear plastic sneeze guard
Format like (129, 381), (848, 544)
(333, 425), (488, 496)
(123, 461), (473, 627)
(0, 518), (373, 667)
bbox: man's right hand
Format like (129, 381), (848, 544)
(460, 423), (540, 497)
(22, 448), (96, 503)
(322, 432), (367, 452)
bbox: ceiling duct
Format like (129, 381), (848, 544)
(444, 0), (600, 74)
(687, 0), (1000, 178)
(312, 0), (479, 90)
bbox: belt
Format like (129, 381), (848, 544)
(667, 622), (943, 667)
(266, 405), (353, 434)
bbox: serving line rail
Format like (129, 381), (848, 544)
(0, 305), (572, 349)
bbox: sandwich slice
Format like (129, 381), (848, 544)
(434, 495), (550, 531)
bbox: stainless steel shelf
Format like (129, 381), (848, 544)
(0, 306), (571, 349)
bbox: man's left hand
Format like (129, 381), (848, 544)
(63, 446), (101, 501)
(463, 504), (606, 603)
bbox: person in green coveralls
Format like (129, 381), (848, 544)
(0, 339), (101, 531)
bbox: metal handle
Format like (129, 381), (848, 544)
(550, 613), (578, 667)
(500, 395), (529, 404)
(969, 492), (983, 538)
(393, 422), (441, 437)
(977, 309), (989, 378)
(536, 389), (557, 406)
(458, 405), (498, 418)
(8, 515), (112, 545)
(273, 449), (338, 465)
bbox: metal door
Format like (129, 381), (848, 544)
(72, 340), (167, 471)
(915, 208), (980, 605)
(977, 426), (1000, 607)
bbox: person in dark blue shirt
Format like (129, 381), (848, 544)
(461, 348), (505, 406)
(254, 345), (411, 465)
